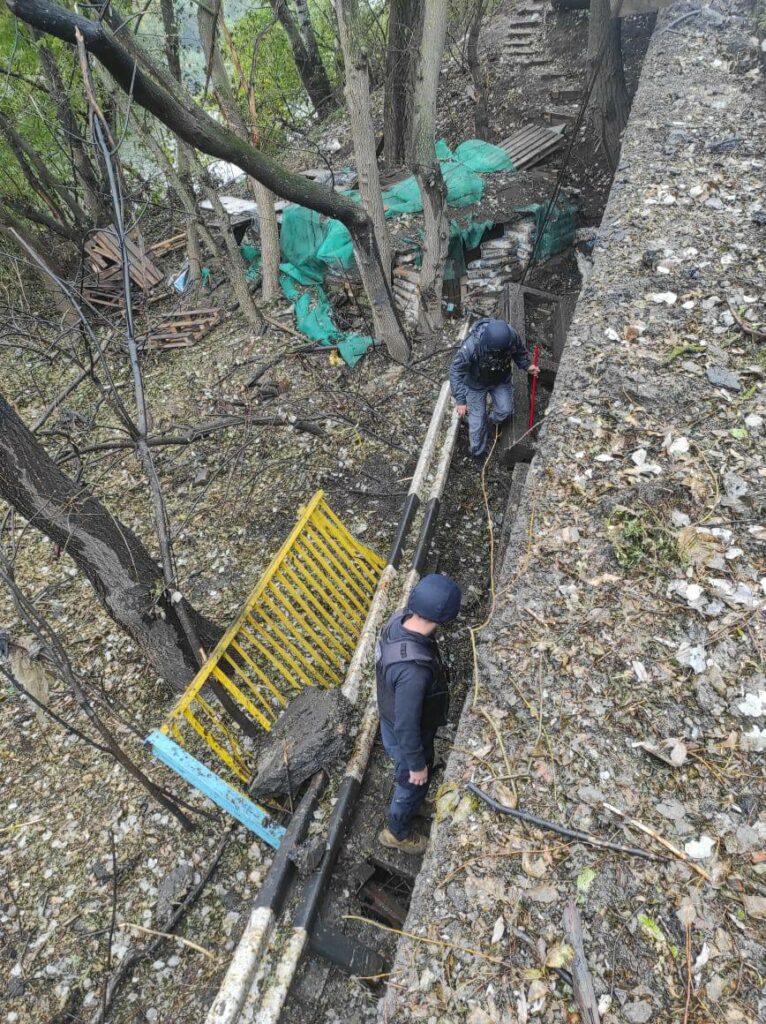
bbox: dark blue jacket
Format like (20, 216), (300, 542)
(449, 319), (530, 404)
(375, 611), (449, 771)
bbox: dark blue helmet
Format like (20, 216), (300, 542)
(408, 574), (462, 624)
(482, 319), (513, 350)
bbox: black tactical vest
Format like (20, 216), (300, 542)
(375, 611), (449, 727)
(476, 343), (513, 385)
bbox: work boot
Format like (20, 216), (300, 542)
(377, 828), (428, 855)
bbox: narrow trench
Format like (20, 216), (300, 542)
(254, 14), (659, 1024)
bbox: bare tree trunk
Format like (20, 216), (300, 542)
(8, 0), (410, 361)
(253, 180), (281, 301)
(35, 38), (106, 223)
(466, 0), (489, 141)
(0, 192), (81, 242)
(198, 0), (280, 300)
(335, 0), (391, 278)
(382, 0), (421, 169)
(412, 0), (449, 331)
(160, 0), (207, 289)
(0, 393), (222, 691)
(204, 186), (264, 329)
(177, 146), (201, 288)
(0, 218), (74, 316)
(269, 0), (336, 120)
(587, 0), (629, 171)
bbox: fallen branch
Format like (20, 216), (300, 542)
(727, 297), (766, 341)
(603, 803), (711, 882)
(467, 784), (664, 862)
(244, 342), (338, 388)
(511, 925), (574, 989)
(54, 412), (325, 463)
(563, 901), (600, 1024)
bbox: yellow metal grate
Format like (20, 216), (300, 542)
(160, 491), (384, 786)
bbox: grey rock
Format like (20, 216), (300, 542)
(624, 1000), (654, 1023)
(91, 861), (113, 883)
(7, 977), (24, 998)
(656, 799), (687, 822)
(154, 863), (193, 927)
(706, 365), (742, 391)
(250, 688), (355, 798)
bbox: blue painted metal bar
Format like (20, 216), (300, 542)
(147, 731), (286, 848)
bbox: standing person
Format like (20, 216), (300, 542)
(449, 318), (539, 458)
(375, 574), (462, 854)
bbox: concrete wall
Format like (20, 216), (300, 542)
(380, 2), (766, 1021)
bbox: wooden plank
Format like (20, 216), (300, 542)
(148, 232), (187, 257)
(515, 138), (565, 170)
(506, 129), (563, 163)
(499, 125), (547, 151)
(148, 731), (285, 846)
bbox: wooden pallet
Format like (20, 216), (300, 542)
(147, 308), (223, 350)
(498, 124), (566, 170)
(85, 228), (165, 291)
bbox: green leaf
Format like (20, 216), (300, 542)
(638, 913), (666, 945)
(730, 428), (748, 439)
(576, 867), (596, 894)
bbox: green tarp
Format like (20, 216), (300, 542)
(239, 139), (573, 366)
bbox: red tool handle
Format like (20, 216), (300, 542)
(528, 344), (540, 429)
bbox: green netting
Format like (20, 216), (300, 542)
(270, 139), (515, 366)
(283, 277), (373, 368)
(240, 243), (262, 282)
(516, 197), (577, 261)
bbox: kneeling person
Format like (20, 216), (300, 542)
(375, 574), (462, 855)
(449, 318), (539, 458)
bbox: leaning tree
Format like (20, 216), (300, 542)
(5, 0), (411, 361)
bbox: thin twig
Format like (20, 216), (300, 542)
(118, 922), (216, 959)
(603, 803), (712, 882)
(682, 922), (693, 1024)
(343, 914), (508, 967)
(101, 831), (118, 1022)
(727, 297), (766, 341)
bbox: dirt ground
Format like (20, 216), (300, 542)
(0, 2), (663, 1023)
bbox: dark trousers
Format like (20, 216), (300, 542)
(380, 720), (437, 840)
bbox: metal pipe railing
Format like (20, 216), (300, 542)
(206, 337), (466, 1024)
(250, 404), (461, 1024)
(204, 772), (327, 1024)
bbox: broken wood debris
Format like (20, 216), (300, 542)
(563, 901), (601, 1024)
(146, 308), (223, 350)
(147, 232), (187, 259)
(85, 228), (164, 291)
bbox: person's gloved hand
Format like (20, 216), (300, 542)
(527, 365), (540, 377)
